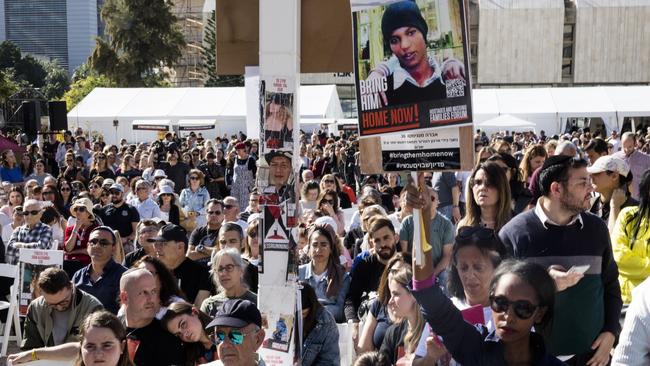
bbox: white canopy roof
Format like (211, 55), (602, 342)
(477, 114), (536, 129)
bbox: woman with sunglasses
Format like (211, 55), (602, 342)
(87, 179), (104, 205)
(243, 219), (261, 267)
(161, 301), (217, 365)
(458, 162), (512, 232)
(180, 169), (210, 228)
(156, 185), (181, 225)
(298, 225), (350, 323)
(299, 281), (341, 366)
(409, 187), (561, 365)
(63, 198), (100, 275)
(0, 186), (24, 218)
(116, 154), (141, 181)
(58, 180), (75, 219)
(319, 173), (352, 209)
(314, 189), (345, 236)
(201, 248), (257, 318)
(89, 152), (116, 181)
(134, 255), (186, 319)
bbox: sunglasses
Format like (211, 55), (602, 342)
(101, 193), (109, 198)
(73, 206), (87, 213)
(43, 191), (55, 195)
(190, 176), (200, 180)
(322, 179), (335, 184)
(22, 210), (40, 216)
(89, 185), (99, 190)
(213, 328), (258, 346)
(321, 199), (334, 205)
(207, 210), (222, 215)
(489, 295), (539, 320)
(60, 187), (71, 192)
(223, 204), (235, 210)
(109, 190), (121, 195)
(217, 264), (236, 273)
(89, 238), (114, 247)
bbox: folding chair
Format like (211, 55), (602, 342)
(0, 263), (22, 356)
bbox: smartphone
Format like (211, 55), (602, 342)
(568, 265), (590, 274)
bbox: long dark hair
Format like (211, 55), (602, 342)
(628, 170), (650, 249)
(133, 255), (185, 305)
(448, 227), (508, 301)
(307, 225), (344, 298)
(299, 281), (323, 339)
(75, 310), (133, 366)
(160, 301), (213, 366)
(459, 162), (512, 232)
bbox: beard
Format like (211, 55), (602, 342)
(377, 245), (396, 260)
(559, 190), (589, 215)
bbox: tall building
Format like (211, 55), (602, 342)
(168, 0), (206, 87)
(0, 0), (100, 73)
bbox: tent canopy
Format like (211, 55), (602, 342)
(477, 114), (536, 129)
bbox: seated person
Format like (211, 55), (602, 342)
(22, 267), (103, 350)
(217, 222), (258, 293)
(72, 226), (128, 314)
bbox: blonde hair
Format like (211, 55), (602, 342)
(391, 267), (424, 354)
(519, 145), (547, 183)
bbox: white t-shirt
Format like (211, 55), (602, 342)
(414, 297), (493, 359)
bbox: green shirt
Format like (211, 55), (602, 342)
(400, 212), (454, 266)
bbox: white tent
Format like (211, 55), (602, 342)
(68, 86), (343, 144)
(477, 114), (536, 129)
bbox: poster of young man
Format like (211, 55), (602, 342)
(354, 0), (472, 137)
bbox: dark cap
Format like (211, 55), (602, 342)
(381, 1), (428, 49)
(234, 142), (246, 150)
(264, 150), (292, 165)
(150, 223), (187, 244)
(206, 299), (262, 329)
(540, 155), (572, 172)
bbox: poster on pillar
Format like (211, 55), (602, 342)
(260, 77), (296, 151)
(353, 0), (472, 137)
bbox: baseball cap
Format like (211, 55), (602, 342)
(206, 299), (262, 329)
(264, 150), (292, 165)
(150, 223), (187, 244)
(587, 155), (630, 177)
(109, 183), (124, 193)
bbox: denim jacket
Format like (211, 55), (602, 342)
(412, 284), (566, 366)
(302, 307), (340, 366)
(299, 263), (351, 323)
(179, 186), (210, 213)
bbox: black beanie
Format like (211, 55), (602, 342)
(381, 1), (428, 49)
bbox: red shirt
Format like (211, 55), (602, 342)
(62, 223), (98, 265)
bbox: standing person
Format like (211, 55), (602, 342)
(180, 169), (210, 228)
(118, 268), (185, 365)
(584, 138), (609, 165)
(587, 155), (636, 234)
(230, 143), (256, 209)
(188, 199), (224, 263)
(43, 133), (60, 177)
(129, 180), (161, 220)
(499, 156), (622, 364)
(615, 132), (650, 200)
(0, 149), (24, 184)
(161, 150), (191, 194)
(199, 152), (226, 200)
(457, 162), (512, 232)
(72, 227), (128, 314)
(6, 199), (53, 265)
(431, 171), (461, 224)
(520, 145), (547, 187)
(94, 184), (140, 255)
(223, 196), (248, 231)
(156, 185), (181, 225)
(89, 152), (116, 181)
(123, 220), (161, 268)
(612, 170), (650, 304)
(26, 159), (53, 186)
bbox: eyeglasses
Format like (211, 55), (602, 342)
(223, 204), (235, 210)
(489, 295), (539, 320)
(22, 210), (40, 216)
(73, 206), (87, 213)
(46, 291), (71, 308)
(322, 179), (335, 184)
(213, 328), (258, 346)
(207, 210), (222, 215)
(217, 264), (236, 273)
(60, 187), (71, 192)
(190, 176), (200, 181)
(88, 238), (114, 247)
(109, 190), (121, 195)
(43, 191), (55, 195)
(89, 185), (99, 190)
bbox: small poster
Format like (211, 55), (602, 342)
(260, 78), (295, 151)
(353, 0), (472, 136)
(18, 249), (64, 316)
(262, 313), (295, 353)
(380, 127), (461, 171)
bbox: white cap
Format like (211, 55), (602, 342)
(587, 155), (630, 177)
(153, 169), (167, 179)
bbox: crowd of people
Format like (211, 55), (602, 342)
(0, 125), (649, 365)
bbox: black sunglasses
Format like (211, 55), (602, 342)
(22, 210), (40, 216)
(73, 206), (87, 213)
(489, 295), (539, 320)
(223, 204), (235, 210)
(207, 210), (222, 215)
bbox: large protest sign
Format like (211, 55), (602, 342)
(354, 0), (472, 136)
(18, 249), (64, 316)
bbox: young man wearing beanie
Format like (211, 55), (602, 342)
(367, 0), (466, 106)
(203, 299), (266, 366)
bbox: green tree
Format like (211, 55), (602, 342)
(202, 10), (243, 87)
(13, 55), (47, 87)
(62, 74), (115, 111)
(90, 0), (185, 86)
(0, 70), (21, 103)
(0, 41), (21, 70)
(42, 61), (70, 100)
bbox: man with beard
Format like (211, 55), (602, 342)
(119, 268), (184, 365)
(499, 155), (622, 365)
(345, 217), (398, 344)
(95, 183), (140, 252)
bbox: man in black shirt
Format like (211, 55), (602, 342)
(345, 217), (398, 344)
(95, 183), (140, 252)
(160, 149), (190, 194)
(152, 224), (213, 307)
(188, 199), (224, 264)
(198, 152), (226, 200)
(120, 268), (184, 366)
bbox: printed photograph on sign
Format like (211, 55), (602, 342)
(19, 264), (47, 316)
(260, 89), (294, 151)
(262, 313), (295, 353)
(353, 0), (472, 136)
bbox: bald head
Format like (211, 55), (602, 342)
(555, 141), (577, 157)
(120, 268), (154, 292)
